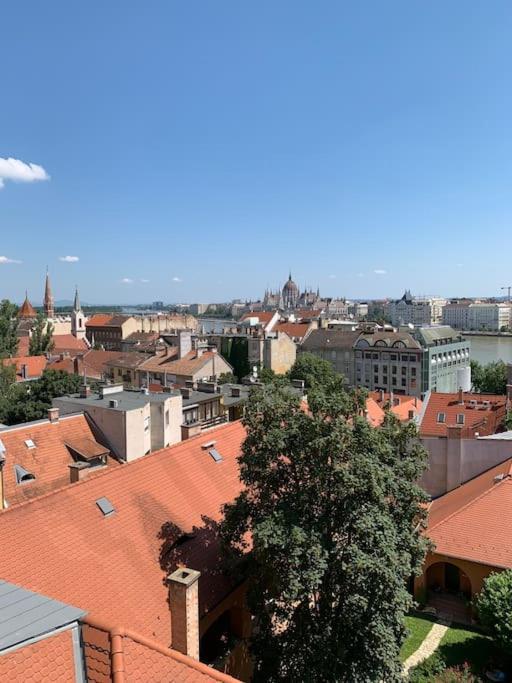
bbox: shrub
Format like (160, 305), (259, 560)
(475, 569), (512, 655)
(408, 652), (446, 682)
(436, 663), (478, 682)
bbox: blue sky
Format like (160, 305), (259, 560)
(1, 1), (511, 304)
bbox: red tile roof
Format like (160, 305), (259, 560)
(420, 392), (506, 437)
(52, 334), (89, 352)
(0, 628), (76, 683)
(426, 458), (512, 569)
(275, 322), (311, 340)
(1, 355), (47, 381)
(82, 618), (240, 683)
(0, 414), (119, 507)
(240, 311), (277, 325)
(48, 350), (127, 380)
(140, 350), (231, 380)
(86, 314), (113, 327)
(369, 391), (423, 422)
(18, 296), (37, 319)
(0, 421), (246, 648)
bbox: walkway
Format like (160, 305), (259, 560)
(402, 620), (450, 676)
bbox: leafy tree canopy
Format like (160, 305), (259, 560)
(29, 314), (54, 356)
(475, 569), (512, 655)
(0, 300), (19, 358)
(220, 380), (429, 682)
(288, 352), (342, 389)
(218, 372), (237, 385)
(471, 360), (507, 395)
(0, 370), (82, 425)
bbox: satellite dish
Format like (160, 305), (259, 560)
(252, 366), (258, 377)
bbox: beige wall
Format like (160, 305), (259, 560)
(139, 314), (198, 333)
(264, 333), (296, 374)
(150, 395), (183, 450)
(420, 434), (512, 497)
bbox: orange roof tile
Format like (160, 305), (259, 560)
(52, 334), (89, 352)
(275, 322), (311, 340)
(140, 350), (230, 379)
(18, 295), (37, 319)
(240, 311), (277, 324)
(427, 459), (512, 569)
(86, 314), (114, 327)
(0, 413), (119, 507)
(1, 355), (47, 381)
(420, 392), (506, 437)
(369, 391), (422, 422)
(0, 628), (75, 683)
(82, 619), (240, 683)
(48, 350), (127, 380)
(0, 421), (246, 648)
(365, 397), (385, 427)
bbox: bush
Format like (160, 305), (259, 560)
(408, 652), (446, 682)
(435, 663), (478, 682)
(475, 569), (512, 655)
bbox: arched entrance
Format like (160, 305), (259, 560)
(425, 561), (472, 623)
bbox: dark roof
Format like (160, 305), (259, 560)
(0, 580), (85, 651)
(103, 352), (149, 370)
(300, 329), (361, 351)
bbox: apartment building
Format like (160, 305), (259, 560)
(300, 329), (360, 385)
(387, 290), (446, 326)
(442, 301), (472, 329)
(467, 303), (511, 331)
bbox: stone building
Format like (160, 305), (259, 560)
(387, 290), (447, 327)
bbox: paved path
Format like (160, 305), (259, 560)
(403, 620), (450, 676)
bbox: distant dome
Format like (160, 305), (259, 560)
(282, 273), (299, 296)
(18, 293), (37, 319)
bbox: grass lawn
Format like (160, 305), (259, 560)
(436, 623), (501, 676)
(400, 613), (436, 662)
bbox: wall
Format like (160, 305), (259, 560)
(125, 405), (151, 461)
(420, 434), (512, 497)
(417, 552), (503, 599)
(263, 334), (296, 374)
(150, 395), (183, 450)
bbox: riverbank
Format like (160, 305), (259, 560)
(462, 330), (512, 337)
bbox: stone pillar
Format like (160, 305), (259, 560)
(168, 567), (201, 660)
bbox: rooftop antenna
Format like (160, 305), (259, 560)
(501, 286), (512, 303)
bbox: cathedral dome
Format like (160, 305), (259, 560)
(282, 273), (299, 297)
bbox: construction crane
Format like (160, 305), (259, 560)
(501, 286), (512, 302)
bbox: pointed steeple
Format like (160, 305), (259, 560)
(43, 268), (55, 319)
(18, 291), (37, 319)
(73, 285), (81, 312)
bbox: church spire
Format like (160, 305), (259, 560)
(43, 268), (55, 319)
(73, 285), (81, 312)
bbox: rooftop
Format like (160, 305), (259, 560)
(420, 391), (507, 438)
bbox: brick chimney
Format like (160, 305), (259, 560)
(168, 567), (201, 660)
(458, 388), (464, 405)
(178, 331), (192, 359)
(181, 423), (202, 440)
(48, 407), (59, 424)
(68, 461), (90, 483)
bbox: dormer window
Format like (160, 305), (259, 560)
(437, 412), (446, 424)
(456, 414), (465, 425)
(14, 465), (35, 485)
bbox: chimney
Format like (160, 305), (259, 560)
(168, 567), (201, 660)
(73, 357), (80, 374)
(0, 454), (5, 510)
(180, 387), (192, 399)
(68, 461), (90, 483)
(231, 386), (241, 398)
(458, 387), (464, 405)
(181, 423), (202, 440)
(379, 389), (385, 404)
(178, 330), (192, 359)
(48, 407), (59, 424)
(80, 385), (91, 398)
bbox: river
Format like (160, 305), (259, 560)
(467, 335), (512, 366)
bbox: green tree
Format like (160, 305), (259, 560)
(218, 372), (237, 385)
(471, 360), (507, 395)
(29, 314), (54, 356)
(0, 364), (16, 393)
(475, 569), (512, 655)
(220, 382), (429, 682)
(0, 300), (19, 358)
(0, 370), (82, 425)
(289, 352), (341, 389)
(258, 366), (290, 387)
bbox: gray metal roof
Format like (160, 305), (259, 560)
(55, 389), (174, 412)
(0, 580), (86, 651)
(415, 325), (461, 346)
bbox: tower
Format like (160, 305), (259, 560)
(71, 286), (86, 340)
(43, 269), (55, 319)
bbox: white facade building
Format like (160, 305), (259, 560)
(387, 291), (447, 327)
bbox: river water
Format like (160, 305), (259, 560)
(467, 335), (512, 365)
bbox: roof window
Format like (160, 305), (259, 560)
(14, 464), (36, 484)
(437, 412), (446, 424)
(456, 414), (465, 425)
(96, 497), (115, 517)
(208, 448), (223, 463)
(24, 439), (36, 449)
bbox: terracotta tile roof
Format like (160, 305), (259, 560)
(52, 334), (89, 352)
(240, 311), (276, 324)
(1, 355), (47, 381)
(64, 436), (110, 461)
(0, 414), (119, 507)
(275, 322), (311, 340)
(419, 391), (506, 437)
(0, 421), (246, 647)
(82, 619), (240, 683)
(48, 350), (127, 380)
(135, 348), (181, 374)
(0, 628), (75, 683)
(426, 458), (512, 569)
(86, 314), (114, 327)
(369, 391), (423, 422)
(140, 350), (229, 379)
(294, 309), (322, 320)
(104, 351), (150, 370)
(365, 397), (385, 427)
(18, 296), (37, 319)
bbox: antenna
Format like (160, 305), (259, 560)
(501, 286), (512, 303)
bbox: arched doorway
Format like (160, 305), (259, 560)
(425, 561), (472, 623)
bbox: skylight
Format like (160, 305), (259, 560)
(96, 497), (115, 517)
(208, 448), (222, 463)
(24, 439), (36, 449)
(14, 464), (36, 484)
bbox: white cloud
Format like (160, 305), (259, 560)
(121, 277), (134, 284)
(0, 255), (21, 264)
(59, 255), (79, 263)
(172, 276), (182, 282)
(374, 269), (387, 275)
(140, 278), (150, 283)
(0, 157), (50, 189)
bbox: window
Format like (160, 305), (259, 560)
(392, 366), (397, 374)
(456, 414), (465, 425)
(401, 367), (407, 375)
(14, 465), (35, 485)
(24, 439), (36, 449)
(372, 353), (378, 360)
(144, 416), (151, 432)
(209, 448), (223, 463)
(373, 365), (379, 373)
(374, 376), (379, 384)
(392, 378), (397, 386)
(391, 354), (397, 361)
(401, 378), (406, 387)
(437, 412), (446, 423)
(411, 367), (416, 377)
(165, 410), (169, 426)
(96, 497), (115, 517)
